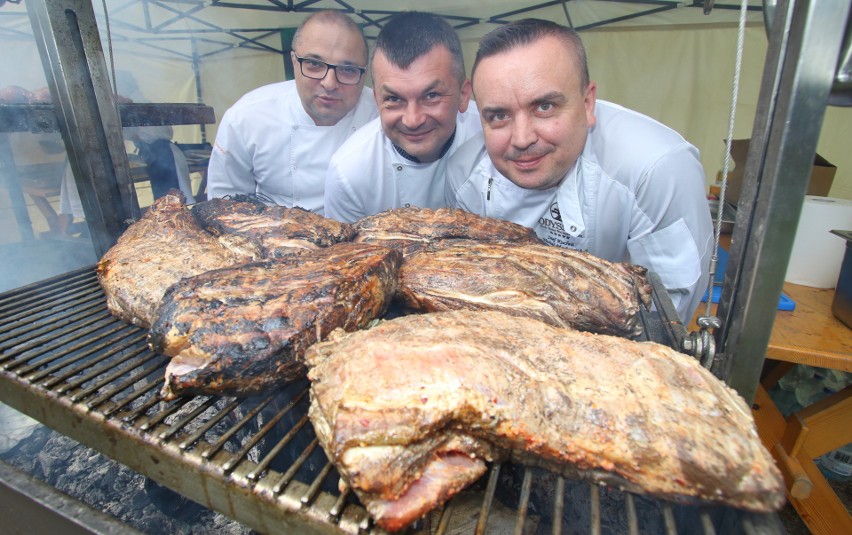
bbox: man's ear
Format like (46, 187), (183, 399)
(584, 81), (598, 129)
(290, 51), (300, 77)
(458, 79), (473, 113)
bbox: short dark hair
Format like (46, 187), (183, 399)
(473, 19), (590, 91)
(293, 11), (368, 64)
(372, 11), (466, 84)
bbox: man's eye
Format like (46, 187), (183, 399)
(339, 66), (360, 76)
(425, 92), (441, 100)
(489, 113), (508, 122)
(305, 59), (325, 69)
(537, 103), (554, 113)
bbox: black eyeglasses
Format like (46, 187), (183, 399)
(293, 53), (366, 85)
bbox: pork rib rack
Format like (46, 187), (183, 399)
(97, 191), (254, 329)
(192, 196), (355, 258)
(398, 240), (653, 337)
(306, 310), (785, 532)
(150, 242), (401, 400)
(353, 206), (541, 254)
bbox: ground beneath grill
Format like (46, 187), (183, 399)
(1, 422), (254, 534)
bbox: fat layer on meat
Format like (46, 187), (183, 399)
(150, 242), (402, 400)
(306, 310), (784, 531)
(97, 191), (254, 328)
(192, 196), (355, 258)
(354, 207), (541, 255)
(398, 240), (652, 337)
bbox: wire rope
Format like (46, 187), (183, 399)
(703, 0), (751, 317)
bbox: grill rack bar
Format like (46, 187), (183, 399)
(0, 266), (785, 534)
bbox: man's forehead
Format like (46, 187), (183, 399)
(373, 47), (456, 86)
(298, 20), (366, 57)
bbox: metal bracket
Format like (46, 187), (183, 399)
(681, 316), (721, 368)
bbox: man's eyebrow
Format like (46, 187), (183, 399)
(419, 80), (442, 94)
(480, 105), (508, 116)
(379, 79), (442, 97)
(301, 53), (363, 66)
(531, 91), (567, 107)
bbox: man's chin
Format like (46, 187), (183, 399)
(309, 107), (347, 126)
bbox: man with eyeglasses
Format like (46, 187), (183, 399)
(323, 11), (482, 223)
(207, 10), (377, 212)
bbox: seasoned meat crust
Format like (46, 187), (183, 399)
(398, 240), (653, 337)
(191, 196), (356, 258)
(306, 310), (784, 531)
(353, 206), (541, 254)
(150, 242), (402, 400)
(97, 191), (253, 328)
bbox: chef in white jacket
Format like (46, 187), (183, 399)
(323, 12), (482, 223)
(206, 11), (377, 212)
(446, 19), (712, 322)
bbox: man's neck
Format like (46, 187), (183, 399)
(392, 128), (457, 163)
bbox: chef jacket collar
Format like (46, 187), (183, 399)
(392, 128), (457, 163)
(554, 157), (587, 237)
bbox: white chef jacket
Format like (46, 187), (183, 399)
(207, 80), (378, 213)
(323, 102), (482, 223)
(446, 100), (713, 323)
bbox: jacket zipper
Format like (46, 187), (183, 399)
(486, 176), (493, 201)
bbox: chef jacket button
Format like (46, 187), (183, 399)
(395, 165), (403, 171)
(292, 125), (298, 131)
(404, 203), (411, 207)
(570, 225), (577, 232)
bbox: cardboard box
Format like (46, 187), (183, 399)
(719, 139), (836, 205)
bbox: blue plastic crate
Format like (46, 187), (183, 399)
(701, 247), (796, 311)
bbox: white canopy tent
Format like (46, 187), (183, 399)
(1, 0), (849, 197)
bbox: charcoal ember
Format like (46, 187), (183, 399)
(0, 427), (251, 534)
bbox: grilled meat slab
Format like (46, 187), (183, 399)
(306, 310), (784, 531)
(97, 191), (254, 328)
(192, 196), (355, 258)
(354, 207), (541, 254)
(150, 243), (402, 400)
(398, 240), (652, 337)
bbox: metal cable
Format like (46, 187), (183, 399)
(704, 0), (751, 317)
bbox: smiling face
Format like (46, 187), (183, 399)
(291, 18), (368, 126)
(372, 45), (472, 163)
(473, 35), (596, 190)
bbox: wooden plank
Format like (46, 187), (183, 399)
(753, 385), (852, 535)
(785, 388), (852, 458)
(767, 283), (852, 372)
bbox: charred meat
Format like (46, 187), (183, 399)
(150, 242), (402, 400)
(192, 196), (356, 258)
(398, 240), (652, 337)
(306, 310), (784, 531)
(97, 191), (254, 328)
(353, 207), (541, 254)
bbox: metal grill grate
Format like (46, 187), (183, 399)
(0, 267), (784, 534)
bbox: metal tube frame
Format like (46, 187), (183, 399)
(713, 0), (851, 402)
(25, 0), (141, 258)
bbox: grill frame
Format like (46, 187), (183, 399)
(0, 266), (785, 534)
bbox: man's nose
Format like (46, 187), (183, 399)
(511, 114), (537, 149)
(320, 68), (340, 90)
(401, 102), (426, 129)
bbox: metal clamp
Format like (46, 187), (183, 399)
(681, 316), (721, 369)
